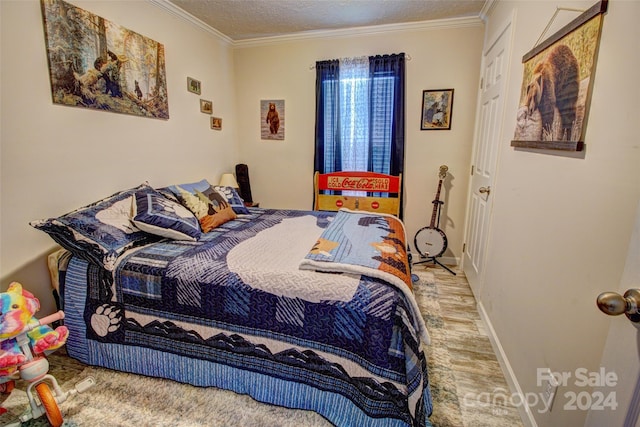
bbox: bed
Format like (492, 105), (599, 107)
(32, 177), (431, 427)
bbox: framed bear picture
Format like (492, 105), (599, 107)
(260, 99), (284, 140)
(211, 117), (222, 130)
(511, 0), (607, 152)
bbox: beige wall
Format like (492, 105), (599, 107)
(0, 0), (239, 313)
(7, 2), (639, 426)
(1, 3), (484, 314)
(233, 22), (484, 266)
(481, 1), (640, 426)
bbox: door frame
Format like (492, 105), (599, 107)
(461, 10), (515, 294)
(584, 199), (640, 427)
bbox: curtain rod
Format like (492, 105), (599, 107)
(308, 53), (411, 70)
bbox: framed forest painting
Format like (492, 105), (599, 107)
(41, 0), (169, 119)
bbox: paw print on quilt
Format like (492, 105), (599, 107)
(91, 304), (122, 337)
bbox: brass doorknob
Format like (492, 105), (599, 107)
(597, 289), (640, 323)
(479, 186), (491, 195)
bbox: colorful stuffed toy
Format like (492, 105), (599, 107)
(0, 282), (68, 378)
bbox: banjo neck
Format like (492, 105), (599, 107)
(429, 165), (448, 228)
(430, 179), (443, 228)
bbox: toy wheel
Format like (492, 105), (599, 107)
(35, 382), (63, 427)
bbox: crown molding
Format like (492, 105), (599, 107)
(148, 0), (483, 49)
(234, 16), (484, 48)
(147, 0), (233, 45)
(479, 0), (497, 23)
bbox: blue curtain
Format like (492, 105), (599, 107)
(313, 59), (341, 173)
(314, 53), (405, 177)
(368, 54), (405, 177)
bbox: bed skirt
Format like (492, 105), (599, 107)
(61, 257), (433, 427)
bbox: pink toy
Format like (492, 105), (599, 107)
(0, 282), (94, 426)
(0, 282), (68, 377)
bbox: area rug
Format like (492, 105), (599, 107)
(412, 270), (465, 427)
(0, 270), (462, 427)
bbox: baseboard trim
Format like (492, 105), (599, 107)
(440, 256), (459, 266)
(476, 301), (538, 427)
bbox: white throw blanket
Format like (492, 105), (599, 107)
(226, 215), (361, 303)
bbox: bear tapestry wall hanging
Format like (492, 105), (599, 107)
(261, 100), (284, 140)
(40, 0), (169, 119)
(511, 0), (607, 152)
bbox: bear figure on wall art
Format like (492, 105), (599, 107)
(521, 44), (579, 142)
(261, 100), (284, 140)
(40, 0), (169, 119)
(511, 0), (607, 152)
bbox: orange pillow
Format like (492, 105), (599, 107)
(173, 185), (237, 233)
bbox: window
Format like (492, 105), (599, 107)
(314, 53), (405, 181)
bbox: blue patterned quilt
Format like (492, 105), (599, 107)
(61, 208), (432, 427)
(300, 209), (429, 344)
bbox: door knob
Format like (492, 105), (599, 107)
(597, 289), (640, 323)
(479, 186), (491, 195)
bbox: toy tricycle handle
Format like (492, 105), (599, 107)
(0, 311), (65, 343)
(37, 311), (64, 327)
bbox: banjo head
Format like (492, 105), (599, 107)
(414, 227), (447, 258)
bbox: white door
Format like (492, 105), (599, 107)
(463, 17), (513, 292)
(585, 200), (640, 427)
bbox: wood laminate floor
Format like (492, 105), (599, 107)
(416, 262), (525, 427)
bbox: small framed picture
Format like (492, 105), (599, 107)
(421, 89), (454, 130)
(211, 116), (222, 130)
(187, 77), (201, 95)
(260, 99), (284, 140)
(200, 99), (212, 114)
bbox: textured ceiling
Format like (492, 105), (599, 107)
(167, 0), (486, 41)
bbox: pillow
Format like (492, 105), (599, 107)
(164, 179), (210, 200)
(131, 190), (202, 241)
(167, 180), (237, 232)
(30, 183), (160, 271)
(213, 185), (250, 215)
(154, 186), (181, 203)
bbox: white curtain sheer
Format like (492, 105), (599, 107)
(339, 56), (370, 173)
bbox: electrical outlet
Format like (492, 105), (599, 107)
(539, 368), (559, 412)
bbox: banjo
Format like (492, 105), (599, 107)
(414, 165), (448, 259)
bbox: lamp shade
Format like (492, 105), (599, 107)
(219, 173), (239, 188)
